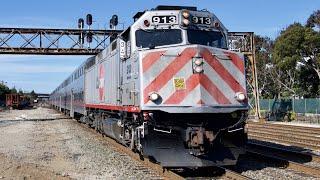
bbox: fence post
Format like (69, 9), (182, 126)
(304, 99), (307, 114)
(292, 98), (295, 113)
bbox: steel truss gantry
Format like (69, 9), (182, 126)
(0, 27), (122, 55)
(228, 32), (261, 119)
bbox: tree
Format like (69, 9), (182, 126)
(0, 82), (10, 101)
(306, 10), (320, 29)
(272, 22), (320, 97)
(10, 87), (17, 94)
(254, 35), (276, 98)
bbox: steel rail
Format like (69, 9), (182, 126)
(248, 130), (320, 143)
(247, 122), (320, 133)
(247, 141), (320, 163)
(246, 149), (320, 178)
(248, 134), (320, 150)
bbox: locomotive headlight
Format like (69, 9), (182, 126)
(194, 66), (203, 73)
(149, 92), (160, 101)
(182, 11), (190, 18)
(235, 92), (246, 101)
(194, 58), (203, 66)
(182, 19), (190, 26)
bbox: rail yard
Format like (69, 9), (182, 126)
(0, 2), (319, 180)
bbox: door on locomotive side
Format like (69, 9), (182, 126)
(119, 29), (139, 106)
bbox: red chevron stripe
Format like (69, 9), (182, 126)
(164, 74), (230, 105)
(164, 74), (200, 104)
(143, 48), (197, 104)
(201, 49), (245, 93)
(142, 50), (166, 73)
(224, 51), (245, 74)
(199, 74), (231, 104)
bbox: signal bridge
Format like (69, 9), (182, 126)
(0, 27), (122, 55)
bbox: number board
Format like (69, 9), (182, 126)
(152, 16), (177, 24)
(191, 16), (212, 26)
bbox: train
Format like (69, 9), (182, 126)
(6, 94), (31, 109)
(49, 5), (248, 168)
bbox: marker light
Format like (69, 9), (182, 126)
(144, 20), (150, 27)
(194, 66), (203, 73)
(194, 58), (203, 66)
(182, 19), (190, 26)
(235, 92), (246, 101)
(149, 92), (160, 101)
(214, 22), (220, 28)
(182, 11), (190, 18)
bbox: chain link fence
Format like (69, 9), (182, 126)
(260, 98), (320, 114)
(259, 98), (320, 123)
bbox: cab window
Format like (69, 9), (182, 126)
(136, 29), (182, 48)
(187, 30), (227, 49)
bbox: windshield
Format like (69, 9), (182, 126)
(187, 30), (227, 49)
(136, 29), (182, 48)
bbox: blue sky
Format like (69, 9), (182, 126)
(0, 0), (319, 93)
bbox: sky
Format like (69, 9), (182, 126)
(0, 0), (319, 93)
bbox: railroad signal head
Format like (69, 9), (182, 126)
(86, 14), (93, 26)
(78, 18), (84, 29)
(110, 15), (118, 29)
(86, 32), (93, 43)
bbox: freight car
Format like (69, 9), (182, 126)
(49, 5), (248, 167)
(6, 94), (30, 109)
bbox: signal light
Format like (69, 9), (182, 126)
(194, 66), (203, 73)
(194, 58), (203, 66)
(149, 92), (160, 101)
(182, 19), (190, 26)
(144, 20), (150, 27)
(182, 10), (190, 18)
(78, 18), (84, 29)
(86, 32), (93, 43)
(235, 92), (246, 101)
(214, 22), (220, 28)
(86, 14), (93, 26)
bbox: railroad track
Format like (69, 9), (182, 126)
(76, 119), (251, 180)
(244, 142), (320, 178)
(247, 121), (320, 150)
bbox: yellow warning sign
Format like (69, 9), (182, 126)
(173, 77), (186, 90)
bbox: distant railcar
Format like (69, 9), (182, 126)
(6, 94), (30, 109)
(49, 5), (248, 167)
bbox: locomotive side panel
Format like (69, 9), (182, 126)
(85, 57), (98, 104)
(85, 41), (121, 107)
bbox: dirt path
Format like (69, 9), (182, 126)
(0, 108), (159, 179)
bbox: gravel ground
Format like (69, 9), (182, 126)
(0, 107), (161, 180)
(237, 155), (318, 180)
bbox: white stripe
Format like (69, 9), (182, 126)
(142, 47), (183, 88)
(204, 63), (239, 104)
(199, 85), (218, 105)
(180, 84), (201, 105)
(211, 48), (246, 90)
(145, 57), (193, 105)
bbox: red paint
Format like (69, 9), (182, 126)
(143, 48), (197, 104)
(142, 50), (166, 73)
(164, 74), (200, 104)
(98, 64), (105, 101)
(85, 104), (141, 112)
(201, 49), (245, 93)
(199, 74), (231, 104)
(224, 51), (245, 74)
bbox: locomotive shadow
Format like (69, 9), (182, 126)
(232, 139), (316, 172)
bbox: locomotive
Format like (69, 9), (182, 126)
(49, 6), (248, 167)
